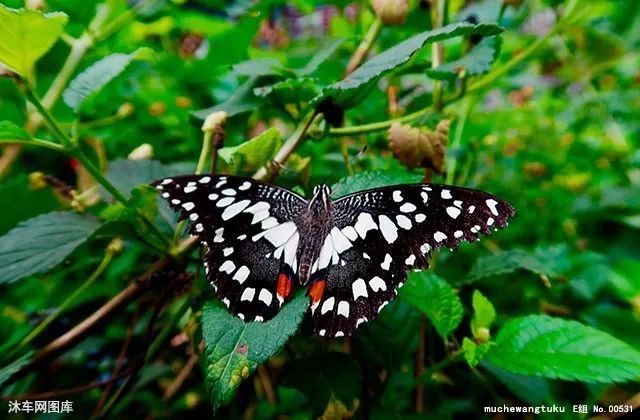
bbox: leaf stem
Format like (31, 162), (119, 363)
(445, 97), (473, 184)
(12, 248), (115, 356)
(344, 18), (383, 76)
(430, 0), (446, 111)
(2, 138), (65, 152)
(413, 351), (463, 385)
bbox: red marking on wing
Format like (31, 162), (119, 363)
(277, 273), (292, 299)
(308, 279), (326, 304)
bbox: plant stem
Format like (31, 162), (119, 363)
(430, 0), (446, 111)
(3, 139), (65, 152)
(12, 250), (114, 356)
(344, 18), (383, 76)
(445, 97), (472, 184)
(253, 110), (319, 181)
(195, 131), (213, 175)
(413, 352), (463, 385)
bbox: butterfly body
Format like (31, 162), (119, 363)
(152, 175), (514, 337)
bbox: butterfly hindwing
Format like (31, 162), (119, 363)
(152, 175), (307, 322)
(308, 184), (514, 337)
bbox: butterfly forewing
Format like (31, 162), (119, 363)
(152, 175), (307, 322)
(307, 184), (515, 337)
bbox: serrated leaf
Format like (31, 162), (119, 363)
(201, 292), (307, 408)
(63, 48), (153, 112)
(426, 37), (500, 80)
(466, 249), (556, 283)
(0, 120), (31, 142)
(471, 290), (496, 337)
(330, 171), (422, 198)
(487, 315), (640, 383)
(314, 22), (504, 109)
(399, 272), (463, 339)
(254, 78), (321, 107)
(0, 211), (101, 285)
(104, 159), (192, 200)
(0, 5), (68, 80)
(218, 127), (283, 170)
(462, 337), (492, 367)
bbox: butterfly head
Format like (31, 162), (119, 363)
(309, 184), (332, 215)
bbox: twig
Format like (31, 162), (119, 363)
(0, 368), (133, 401)
(430, 0), (446, 111)
(344, 18), (382, 76)
(163, 351), (200, 401)
(252, 110), (319, 181)
(257, 366), (276, 405)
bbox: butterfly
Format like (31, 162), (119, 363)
(152, 175), (514, 337)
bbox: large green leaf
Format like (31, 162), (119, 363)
(218, 127), (283, 170)
(0, 120), (31, 142)
(0, 211), (101, 285)
(192, 77), (263, 120)
(0, 5), (68, 79)
(298, 38), (345, 76)
(63, 48), (153, 112)
(426, 37), (500, 81)
(466, 249), (556, 283)
(201, 292), (307, 408)
(487, 315), (640, 383)
(399, 272), (463, 339)
(0, 351), (33, 386)
(482, 361), (552, 405)
(104, 159), (193, 200)
(314, 22), (503, 109)
(254, 78), (321, 108)
(330, 171), (421, 198)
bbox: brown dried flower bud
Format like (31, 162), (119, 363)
(128, 143), (153, 160)
(372, 0), (409, 25)
(388, 120), (449, 174)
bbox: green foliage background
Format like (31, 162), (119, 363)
(0, 0), (639, 418)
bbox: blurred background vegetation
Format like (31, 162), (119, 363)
(0, 0), (639, 418)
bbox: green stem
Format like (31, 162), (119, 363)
(4, 138), (65, 152)
(13, 250), (114, 355)
(430, 0), (446, 111)
(445, 97), (472, 184)
(195, 131), (213, 175)
(344, 18), (383, 76)
(413, 352), (463, 385)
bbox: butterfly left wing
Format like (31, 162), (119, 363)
(308, 183), (515, 337)
(152, 175), (307, 322)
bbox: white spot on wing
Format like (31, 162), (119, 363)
(337, 301), (349, 317)
(223, 247), (233, 256)
(446, 206), (461, 219)
(400, 203), (416, 213)
(259, 289), (273, 306)
(405, 254), (416, 265)
(415, 213), (426, 223)
(421, 191), (429, 203)
(341, 226), (358, 241)
(240, 287), (255, 301)
(208, 193), (218, 201)
(239, 181), (251, 191)
(369, 276), (387, 292)
(221, 188), (236, 196)
(486, 199), (499, 216)
(381, 253), (392, 271)
(352, 278), (368, 300)
(214, 227), (225, 243)
(487, 217), (495, 226)
(434, 231), (447, 242)
(378, 215), (398, 244)
(233, 266), (250, 283)
(184, 185), (197, 193)
(182, 202), (195, 211)
(216, 197), (234, 207)
(221, 199), (251, 220)
(354, 213), (378, 239)
(219, 260), (236, 274)
(454, 230), (463, 238)
(420, 243), (431, 253)
(321, 297), (335, 314)
(441, 189), (452, 199)
(199, 176), (211, 184)
(330, 227), (352, 253)
(393, 190), (403, 202)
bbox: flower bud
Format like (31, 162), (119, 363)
(372, 0), (409, 25)
(128, 143), (153, 160)
(117, 102), (134, 118)
(202, 111), (228, 132)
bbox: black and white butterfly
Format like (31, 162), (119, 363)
(152, 175), (514, 337)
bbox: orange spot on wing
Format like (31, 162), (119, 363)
(277, 273), (292, 299)
(308, 279), (326, 304)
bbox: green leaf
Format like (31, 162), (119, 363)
(0, 5), (68, 79)
(482, 361), (552, 405)
(0, 174), (60, 236)
(201, 292), (307, 408)
(426, 37), (500, 81)
(232, 57), (287, 77)
(218, 127), (283, 170)
(0, 351), (33, 386)
(314, 22), (503, 109)
(0, 120), (31, 142)
(609, 259), (640, 301)
(62, 48), (153, 112)
(254, 78), (321, 107)
(399, 272), (463, 339)
(462, 337), (492, 367)
(0, 211), (101, 285)
(466, 249), (556, 283)
(330, 171), (421, 198)
(104, 159), (192, 200)
(487, 315), (640, 383)
(581, 304), (640, 350)
(192, 77), (263, 120)
(470, 290), (496, 337)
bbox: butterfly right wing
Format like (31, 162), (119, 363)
(152, 175), (307, 322)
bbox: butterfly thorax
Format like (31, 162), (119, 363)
(296, 185), (332, 285)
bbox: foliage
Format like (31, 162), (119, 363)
(1, 0), (639, 417)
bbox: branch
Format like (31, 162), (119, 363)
(344, 18), (382, 76)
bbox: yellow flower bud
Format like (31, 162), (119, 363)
(372, 0), (409, 25)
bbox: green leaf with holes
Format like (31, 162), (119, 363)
(202, 292), (308, 408)
(0, 211), (101, 285)
(427, 37), (501, 80)
(218, 127), (283, 170)
(399, 272), (463, 339)
(0, 5), (68, 80)
(63, 48), (153, 112)
(487, 315), (640, 383)
(314, 22), (503, 109)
